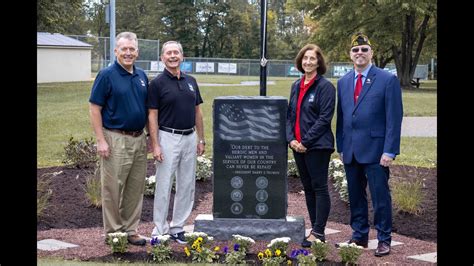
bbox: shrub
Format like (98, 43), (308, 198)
(144, 175), (156, 196)
(62, 136), (97, 168)
(290, 248), (315, 265)
(184, 232), (214, 246)
(224, 235), (255, 264)
(196, 155), (212, 181)
(231, 234), (255, 252)
(184, 233), (219, 263)
(37, 172), (55, 218)
(148, 235), (172, 263)
(224, 251), (246, 264)
(287, 159), (299, 177)
(107, 232), (128, 253)
(144, 155), (211, 197)
(296, 253), (317, 265)
(257, 248), (288, 265)
(329, 158), (349, 203)
(338, 242), (363, 264)
(266, 237), (291, 256)
(310, 239), (329, 261)
(391, 166), (425, 214)
(83, 162), (101, 208)
(392, 179), (424, 214)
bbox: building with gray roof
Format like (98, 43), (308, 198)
(37, 32), (93, 83)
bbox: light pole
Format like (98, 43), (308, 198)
(104, 0), (115, 65)
(259, 0), (268, 96)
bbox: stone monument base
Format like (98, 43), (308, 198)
(193, 214), (305, 243)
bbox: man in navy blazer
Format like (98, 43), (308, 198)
(335, 33), (403, 257)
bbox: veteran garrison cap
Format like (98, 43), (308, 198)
(351, 33), (372, 47)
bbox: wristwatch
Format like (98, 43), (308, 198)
(199, 139), (206, 145)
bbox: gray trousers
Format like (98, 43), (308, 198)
(152, 130), (197, 236)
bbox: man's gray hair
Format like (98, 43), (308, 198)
(161, 40), (183, 55)
(115, 32), (138, 48)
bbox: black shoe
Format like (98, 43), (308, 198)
(301, 238), (312, 248)
(301, 231), (325, 248)
(335, 238), (368, 248)
(170, 231), (186, 244)
(374, 241), (390, 257)
(127, 235), (146, 246)
(311, 231), (326, 242)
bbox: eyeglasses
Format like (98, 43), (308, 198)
(351, 47), (370, 53)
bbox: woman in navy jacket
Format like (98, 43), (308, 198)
(286, 44), (336, 248)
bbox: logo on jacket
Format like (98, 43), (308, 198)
(140, 79), (146, 87)
(308, 93), (315, 102)
(188, 83), (194, 92)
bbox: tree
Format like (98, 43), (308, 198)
(37, 0), (87, 35)
(268, 0), (309, 60)
(287, 0), (437, 89)
(84, 0), (107, 37)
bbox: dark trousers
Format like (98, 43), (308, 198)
(293, 149), (332, 235)
(344, 158), (392, 244)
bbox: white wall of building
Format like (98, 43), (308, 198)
(37, 47), (91, 83)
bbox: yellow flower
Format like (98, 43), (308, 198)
(197, 237), (203, 243)
(287, 260), (292, 265)
(184, 247), (190, 257)
(258, 252), (264, 260)
(197, 247), (202, 253)
(191, 243), (197, 249)
(275, 249), (281, 256)
(265, 248), (272, 257)
(214, 246), (220, 251)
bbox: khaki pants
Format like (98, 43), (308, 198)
(101, 129), (147, 236)
(152, 130), (197, 236)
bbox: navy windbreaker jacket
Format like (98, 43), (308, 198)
(286, 75), (336, 152)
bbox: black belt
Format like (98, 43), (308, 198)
(159, 126), (195, 135)
(105, 128), (144, 137)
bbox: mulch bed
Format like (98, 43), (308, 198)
(37, 160), (436, 243)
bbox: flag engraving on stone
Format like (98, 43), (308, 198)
(217, 103), (280, 141)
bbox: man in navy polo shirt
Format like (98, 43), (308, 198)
(89, 32), (148, 246)
(147, 41), (205, 244)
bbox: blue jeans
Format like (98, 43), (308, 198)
(344, 159), (392, 244)
(293, 149), (332, 235)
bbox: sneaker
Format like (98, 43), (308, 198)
(170, 231), (186, 244)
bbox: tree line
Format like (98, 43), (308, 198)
(37, 0), (436, 89)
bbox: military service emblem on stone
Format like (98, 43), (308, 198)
(194, 96), (305, 242)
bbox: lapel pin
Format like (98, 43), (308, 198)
(366, 78), (371, 84)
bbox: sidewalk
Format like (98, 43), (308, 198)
(402, 117), (437, 137)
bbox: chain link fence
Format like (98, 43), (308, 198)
(67, 34), (160, 72)
(67, 35), (429, 80)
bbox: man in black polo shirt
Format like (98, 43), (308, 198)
(147, 40), (205, 244)
(89, 32), (148, 246)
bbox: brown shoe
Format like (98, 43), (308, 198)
(127, 234), (146, 246)
(374, 241), (390, 256)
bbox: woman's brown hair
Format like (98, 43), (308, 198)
(294, 44), (327, 75)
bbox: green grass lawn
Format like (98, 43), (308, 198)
(37, 77), (436, 168)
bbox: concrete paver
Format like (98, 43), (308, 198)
(407, 252), (437, 263)
(37, 239), (78, 251)
(401, 117), (436, 137)
(367, 239), (403, 250)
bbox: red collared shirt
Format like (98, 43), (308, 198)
(295, 74), (316, 142)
